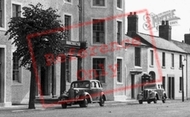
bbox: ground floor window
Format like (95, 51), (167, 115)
(93, 58), (105, 83)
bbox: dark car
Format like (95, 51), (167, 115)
(137, 83), (167, 104)
(58, 80), (106, 108)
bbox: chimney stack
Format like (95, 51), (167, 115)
(159, 20), (171, 41)
(184, 33), (190, 45)
(127, 12), (138, 36)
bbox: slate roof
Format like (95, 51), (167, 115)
(124, 35), (147, 46)
(136, 32), (186, 53)
(172, 40), (190, 53)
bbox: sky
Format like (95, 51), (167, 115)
(125, 0), (190, 42)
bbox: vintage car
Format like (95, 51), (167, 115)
(58, 80), (106, 108)
(137, 83), (167, 104)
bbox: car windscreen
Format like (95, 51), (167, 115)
(71, 81), (90, 88)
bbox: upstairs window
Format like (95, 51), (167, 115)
(93, 19), (105, 44)
(65, 0), (71, 2)
(65, 15), (71, 41)
(179, 55), (182, 68)
(171, 53), (174, 67)
(0, 0), (5, 27)
(12, 4), (21, 17)
(117, 21), (122, 45)
(117, 0), (122, 9)
(162, 52), (165, 67)
(135, 47), (141, 66)
(93, 0), (105, 6)
(150, 50), (154, 65)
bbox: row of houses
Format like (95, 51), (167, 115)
(0, 0), (190, 106)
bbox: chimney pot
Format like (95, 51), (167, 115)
(134, 12), (136, 15)
(166, 21), (169, 25)
(161, 20), (165, 25)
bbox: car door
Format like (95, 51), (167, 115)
(89, 81), (99, 101)
(156, 84), (162, 99)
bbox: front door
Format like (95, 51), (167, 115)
(0, 48), (4, 103)
(131, 75), (135, 99)
(168, 77), (175, 99)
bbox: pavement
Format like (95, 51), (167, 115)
(0, 99), (188, 111)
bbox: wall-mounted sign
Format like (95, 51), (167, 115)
(143, 9), (181, 31)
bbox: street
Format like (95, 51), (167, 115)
(0, 100), (190, 117)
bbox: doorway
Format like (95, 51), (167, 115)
(168, 77), (175, 99)
(131, 74), (135, 99)
(40, 66), (55, 96)
(0, 48), (4, 102)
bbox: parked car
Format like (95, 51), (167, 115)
(58, 80), (106, 108)
(137, 83), (167, 104)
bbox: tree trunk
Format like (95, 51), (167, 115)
(28, 66), (36, 109)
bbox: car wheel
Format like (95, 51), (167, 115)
(147, 100), (151, 104)
(154, 97), (157, 103)
(80, 98), (88, 107)
(99, 96), (105, 107)
(162, 95), (166, 103)
(139, 100), (143, 104)
(60, 98), (67, 109)
(61, 103), (67, 108)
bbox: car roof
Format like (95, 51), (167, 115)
(144, 82), (162, 86)
(72, 80), (100, 83)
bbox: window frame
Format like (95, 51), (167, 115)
(91, 0), (107, 8)
(116, 20), (122, 45)
(116, 0), (123, 10)
(91, 57), (107, 83)
(150, 50), (154, 66)
(135, 47), (141, 67)
(179, 55), (182, 68)
(162, 52), (165, 67)
(116, 58), (122, 83)
(91, 18), (107, 45)
(12, 52), (22, 83)
(64, 13), (72, 41)
(64, 0), (72, 4)
(0, 0), (6, 30)
(66, 57), (71, 83)
(12, 3), (21, 18)
(171, 53), (174, 68)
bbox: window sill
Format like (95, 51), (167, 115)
(179, 67), (182, 70)
(64, 1), (72, 5)
(149, 65), (154, 68)
(135, 66), (142, 68)
(91, 6), (107, 8)
(0, 27), (6, 31)
(12, 81), (22, 86)
(179, 90), (182, 93)
(116, 7), (123, 11)
(116, 82), (123, 85)
(162, 66), (166, 69)
(171, 67), (174, 69)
